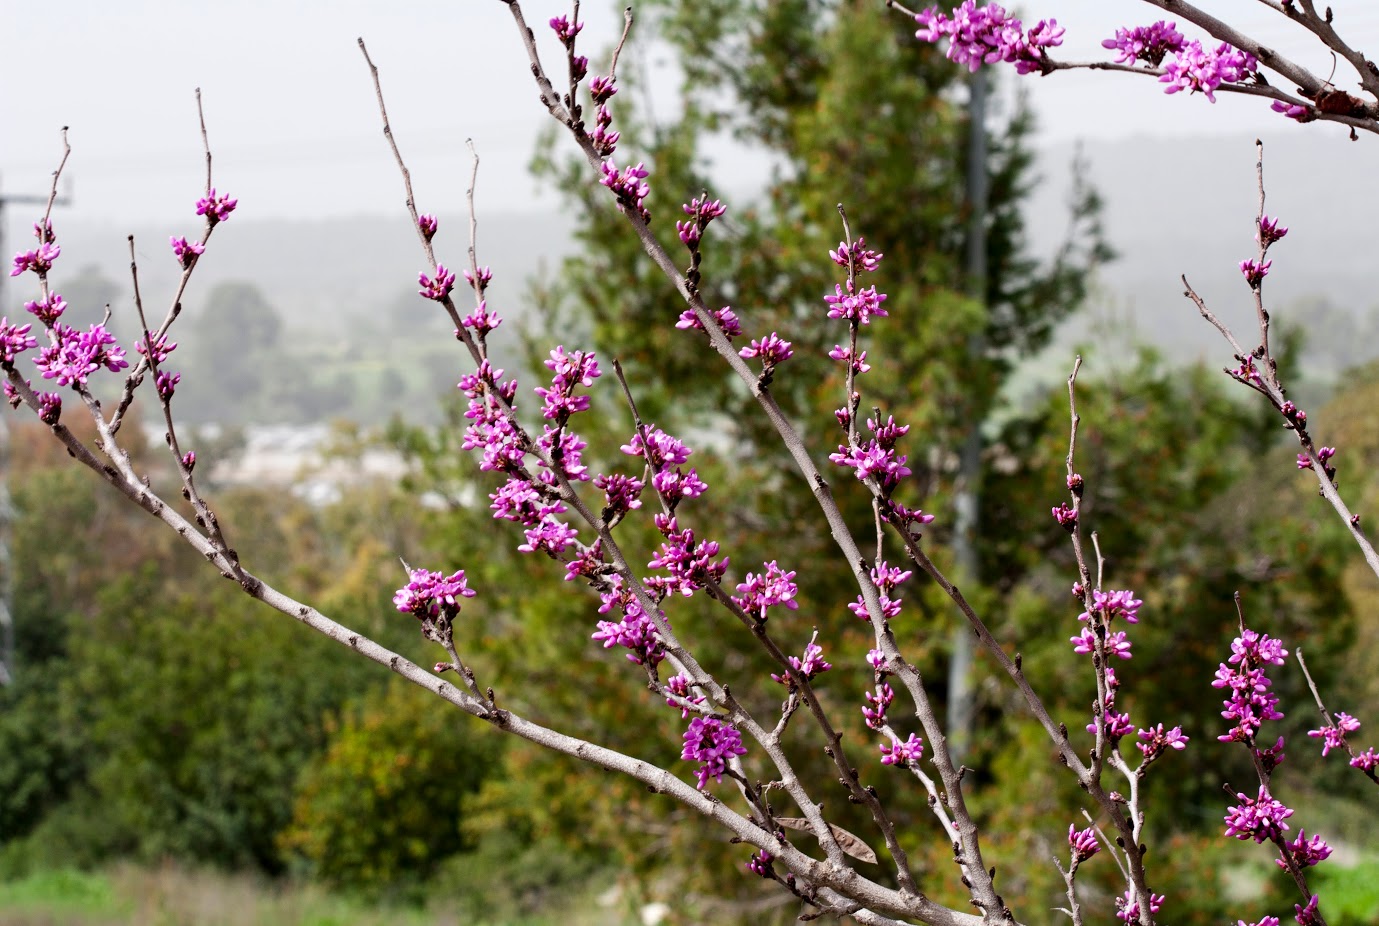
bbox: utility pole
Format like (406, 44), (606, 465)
(0, 171), (72, 686)
(947, 67), (988, 764)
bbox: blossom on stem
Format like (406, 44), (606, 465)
(772, 637), (831, 686)
(739, 332), (793, 368)
(733, 561), (799, 620)
(195, 189), (237, 225)
(1224, 786), (1293, 843)
(681, 716), (747, 789)
(665, 674), (705, 718)
(393, 568), (476, 622)
(548, 14), (582, 45)
(1136, 723), (1189, 759)
(914, 2), (1063, 74)
(1160, 41), (1257, 103)
(746, 849), (773, 878)
(1051, 503), (1077, 530)
(169, 236), (205, 268)
(1277, 829), (1332, 870)
(1115, 889), (1164, 923)
(1068, 824), (1099, 862)
(11, 242), (60, 277)
(37, 391), (61, 425)
(1272, 99), (1313, 121)
(824, 282), (888, 324)
(1240, 258), (1271, 287)
(417, 213), (438, 241)
(599, 161), (651, 222)
(418, 265), (457, 301)
(155, 370), (181, 400)
(181, 451), (196, 471)
(34, 323), (129, 386)
(24, 293), (66, 326)
(1307, 711), (1360, 756)
(1294, 894), (1320, 925)
(862, 683), (895, 730)
(1078, 588), (1142, 624)
(136, 331), (177, 364)
(1102, 21), (1186, 66)
(879, 732), (925, 766)
(675, 305), (742, 339)
(0, 318), (37, 363)
(829, 236), (883, 273)
(1258, 215), (1289, 246)
(592, 575), (666, 668)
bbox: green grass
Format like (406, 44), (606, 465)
(1312, 857), (1379, 925)
(0, 864), (635, 926)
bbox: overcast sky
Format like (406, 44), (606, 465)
(5, 1), (1379, 226)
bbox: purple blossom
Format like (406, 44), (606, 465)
(739, 332), (793, 367)
(1102, 21), (1186, 66)
(517, 517), (580, 556)
(829, 438), (911, 489)
(824, 282), (888, 324)
(1351, 747), (1379, 771)
(746, 849), (773, 878)
(1272, 99), (1313, 121)
(1091, 709), (1135, 739)
(1160, 40), (1257, 103)
(647, 519), (727, 596)
(1078, 588), (1142, 624)
(24, 293), (66, 326)
(181, 451), (196, 471)
(1258, 215), (1289, 246)
(1277, 829), (1331, 870)
(829, 236), (883, 273)
(1070, 627), (1132, 659)
(548, 14), (582, 45)
(1137, 723), (1189, 759)
(535, 346), (600, 421)
(419, 264), (457, 301)
(155, 370), (181, 400)
(914, 2), (1063, 74)
(621, 427), (692, 468)
(681, 716), (747, 789)
(463, 265), (493, 291)
(460, 301), (502, 334)
(867, 648), (887, 673)
(592, 576), (665, 667)
(594, 472), (645, 518)
(169, 235), (205, 268)
(0, 318), (37, 363)
(1224, 786), (1293, 843)
(38, 391), (61, 425)
(1294, 895), (1320, 925)
(879, 732), (925, 766)
(33, 323), (129, 387)
(1115, 889), (1164, 923)
(1051, 503), (1077, 530)
(675, 305), (742, 340)
(1235, 918), (1280, 926)
(392, 567), (476, 621)
(589, 74), (617, 104)
(1308, 711), (1360, 756)
(195, 188), (237, 225)
(11, 242), (60, 277)
(863, 683), (895, 730)
(651, 466), (708, 504)
(665, 674), (705, 718)
(828, 344), (871, 375)
(590, 104), (620, 157)
(417, 213), (438, 241)
(599, 161), (651, 222)
(1068, 825), (1099, 861)
(676, 195), (727, 246)
(136, 331), (177, 364)
(733, 561), (800, 619)
(772, 636), (831, 685)
(490, 477), (563, 525)
(1240, 258), (1271, 287)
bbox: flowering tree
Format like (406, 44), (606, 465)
(7, 2), (1379, 924)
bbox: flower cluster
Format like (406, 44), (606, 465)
(681, 716), (747, 789)
(914, 2), (1063, 74)
(535, 346), (600, 422)
(1278, 830), (1332, 870)
(1078, 589), (1142, 624)
(879, 732), (924, 766)
(392, 568), (476, 622)
(830, 414), (912, 492)
(1223, 786), (1293, 844)
(0, 319), (37, 364)
(771, 634), (831, 686)
(1307, 711), (1360, 757)
(664, 674), (706, 718)
(862, 683), (895, 730)
(1068, 825), (1099, 862)
(418, 264), (456, 301)
(11, 242), (60, 277)
(622, 426), (706, 512)
(592, 574), (666, 667)
(647, 516), (727, 598)
(1213, 628), (1287, 744)
(676, 305), (743, 340)
(733, 561), (799, 621)
(1115, 889), (1165, 923)
(24, 293), (66, 326)
(599, 161), (651, 222)
(1159, 40), (1257, 103)
(33, 323), (130, 387)
(676, 195), (726, 247)
(1102, 21), (1185, 66)
(1240, 258), (1271, 287)
(195, 188), (237, 225)
(746, 849), (774, 878)
(847, 561), (913, 624)
(417, 213), (438, 241)
(170, 236), (204, 268)
(739, 332), (793, 370)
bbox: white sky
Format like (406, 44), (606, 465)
(4, 1), (1379, 224)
